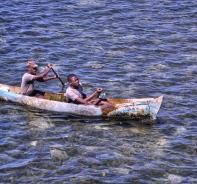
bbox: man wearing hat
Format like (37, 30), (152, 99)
(21, 60), (59, 98)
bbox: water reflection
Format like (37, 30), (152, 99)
(27, 116), (55, 130)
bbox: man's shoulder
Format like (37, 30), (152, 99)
(66, 86), (82, 95)
(22, 73), (34, 80)
(23, 73), (32, 77)
(66, 86), (73, 92)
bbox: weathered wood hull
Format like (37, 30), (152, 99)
(0, 84), (163, 120)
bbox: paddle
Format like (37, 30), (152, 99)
(97, 91), (101, 98)
(51, 67), (65, 91)
(95, 92), (107, 105)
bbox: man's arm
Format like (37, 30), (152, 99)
(74, 88), (102, 105)
(37, 74), (58, 82)
(33, 64), (58, 82)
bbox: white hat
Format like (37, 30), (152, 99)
(27, 60), (38, 68)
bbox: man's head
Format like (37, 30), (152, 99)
(27, 60), (38, 75)
(67, 74), (79, 88)
(27, 60), (38, 68)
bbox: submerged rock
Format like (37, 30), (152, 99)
(50, 148), (69, 160)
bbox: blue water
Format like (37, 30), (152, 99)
(0, 0), (197, 183)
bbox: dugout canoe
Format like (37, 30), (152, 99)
(0, 83), (163, 120)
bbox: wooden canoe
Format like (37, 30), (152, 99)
(0, 83), (163, 120)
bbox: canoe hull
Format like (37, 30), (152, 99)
(0, 84), (163, 120)
(0, 89), (103, 116)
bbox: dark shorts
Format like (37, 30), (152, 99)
(30, 90), (45, 98)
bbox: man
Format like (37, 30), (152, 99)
(21, 60), (59, 98)
(64, 74), (109, 106)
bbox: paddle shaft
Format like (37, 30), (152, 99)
(51, 67), (64, 86)
(95, 98), (107, 105)
(97, 92), (101, 98)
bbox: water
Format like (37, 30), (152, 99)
(0, 0), (197, 183)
